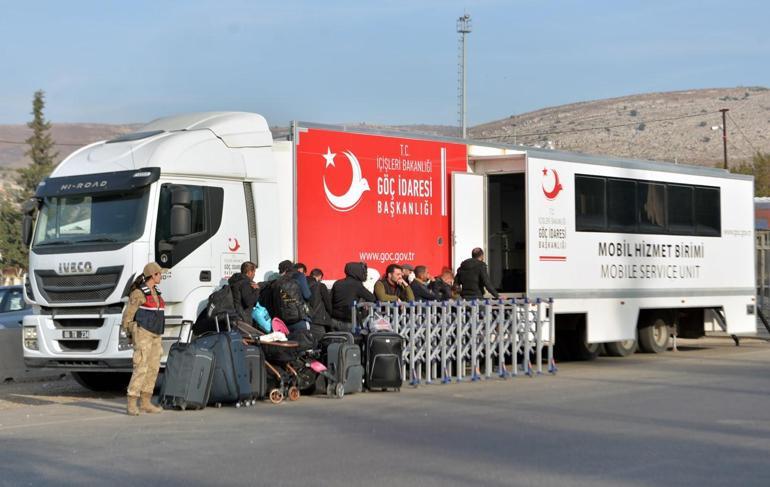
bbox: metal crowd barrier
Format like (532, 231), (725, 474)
(351, 298), (555, 386)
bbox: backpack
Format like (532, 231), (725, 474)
(207, 285), (237, 319)
(274, 274), (307, 324)
(251, 302), (272, 333)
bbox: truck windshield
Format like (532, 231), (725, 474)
(32, 189), (151, 247)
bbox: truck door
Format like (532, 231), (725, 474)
(451, 173), (486, 272)
(154, 182), (226, 303)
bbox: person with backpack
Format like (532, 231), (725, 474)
(272, 260), (312, 332)
(228, 261), (260, 323)
(331, 262), (376, 328)
(122, 262), (166, 416)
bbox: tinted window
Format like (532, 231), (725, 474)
(575, 176), (606, 231)
(667, 184), (694, 234)
(0, 288), (25, 312)
(607, 179), (636, 232)
(638, 182), (666, 233)
(156, 185), (206, 242)
(695, 187), (721, 236)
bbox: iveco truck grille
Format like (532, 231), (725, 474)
(34, 266), (123, 303)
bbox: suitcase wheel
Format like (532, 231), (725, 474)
(215, 403), (222, 408)
(288, 386), (300, 402)
(335, 382), (345, 399)
(235, 401), (242, 408)
(269, 389), (284, 404)
(180, 403), (187, 411)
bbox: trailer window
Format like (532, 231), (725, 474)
(695, 187), (721, 236)
(575, 176), (606, 231)
(607, 179), (637, 232)
(637, 182), (666, 233)
(667, 184), (694, 234)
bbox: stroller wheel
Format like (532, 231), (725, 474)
(269, 389), (284, 404)
(335, 382), (345, 399)
(288, 386), (300, 401)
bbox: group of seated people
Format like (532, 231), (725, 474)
(225, 248), (498, 340)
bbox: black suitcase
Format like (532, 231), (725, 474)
(325, 341), (364, 398)
(243, 342), (266, 400)
(195, 314), (257, 407)
(365, 332), (403, 391)
(159, 339), (215, 410)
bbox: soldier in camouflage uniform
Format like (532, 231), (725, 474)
(122, 262), (166, 416)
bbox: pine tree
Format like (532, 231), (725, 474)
(0, 90), (58, 272)
(16, 89), (58, 200)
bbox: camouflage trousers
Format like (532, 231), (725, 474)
(127, 325), (162, 397)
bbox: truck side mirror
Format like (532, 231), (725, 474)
(170, 186), (192, 237)
(22, 215), (34, 246)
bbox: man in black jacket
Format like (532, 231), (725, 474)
(307, 268), (347, 334)
(455, 248), (499, 299)
(410, 265), (438, 301)
(228, 261), (260, 323)
(331, 262), (376, 326)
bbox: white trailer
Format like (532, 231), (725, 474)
(459, 145), (756, 358)
(20, 112), (756, 390)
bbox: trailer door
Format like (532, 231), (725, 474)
(452, 173), (486, 272)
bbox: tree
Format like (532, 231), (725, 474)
(0, 90), (58, 272)
(16, 89), (57, 201)
(733, 152), (770, 197)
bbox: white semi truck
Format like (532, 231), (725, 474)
(21, 112), (756, 390)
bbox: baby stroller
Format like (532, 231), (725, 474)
(236, 319), (322, 404)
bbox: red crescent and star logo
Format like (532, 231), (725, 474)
(227, 238), (241, 252)
(541, 167), (563, 200)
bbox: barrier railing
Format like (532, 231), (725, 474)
(351, 298), (555, 385)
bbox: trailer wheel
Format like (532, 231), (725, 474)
(604, 339), (637, 357)
(638, 317), (670, 353)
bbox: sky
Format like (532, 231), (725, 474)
(1, 0), (768, 127)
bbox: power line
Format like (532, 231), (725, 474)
(0, 138), (87, 147)
(474, 110), (720, 141)
(727, 112), (759, 154)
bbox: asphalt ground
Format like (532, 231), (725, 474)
(1, 336), (769, 487)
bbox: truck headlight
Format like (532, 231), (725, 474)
(23, 327), (38, 350)
(118, 328), (133, 351)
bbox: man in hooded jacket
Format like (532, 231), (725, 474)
(331, 262), (376, 326)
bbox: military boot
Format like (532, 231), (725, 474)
(126, 395), (140, 416)
(140, 393), (162, 413)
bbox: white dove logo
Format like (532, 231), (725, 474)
(322, 147), (370, 212)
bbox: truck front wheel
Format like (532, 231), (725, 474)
(638, 317), (671, 353)
(71, 372), (131, 392)
(604, 339), (637, 357)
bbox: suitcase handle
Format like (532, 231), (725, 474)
(214, 313), (232, 333)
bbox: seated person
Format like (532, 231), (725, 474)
(410, 265), (438, 301)
(374, 264), (415, 302)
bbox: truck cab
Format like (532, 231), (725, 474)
(22, 112), (286, 390)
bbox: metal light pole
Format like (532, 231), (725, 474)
(457, 14), (472, 138)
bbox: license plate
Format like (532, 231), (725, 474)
(62, 330), (90, 340)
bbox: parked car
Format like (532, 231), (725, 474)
(0, 285), (32, 329)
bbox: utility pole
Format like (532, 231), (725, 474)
(720, 108), (729, 169)
(457, 14), (472, 138)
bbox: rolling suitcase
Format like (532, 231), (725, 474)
(243, 342), (266, 400)
(325, 341), (364, 398)
(364, 332), (403, 391)
(159, 339), (215, 410)
(195, 314), (257, 407)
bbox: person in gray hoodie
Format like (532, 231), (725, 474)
(331, 262), (376, 325)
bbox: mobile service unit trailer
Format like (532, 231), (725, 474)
(20, 112), (756, 390)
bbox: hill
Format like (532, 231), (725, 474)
(470, 86), (770, 167)
(1, 87), (768, 180)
